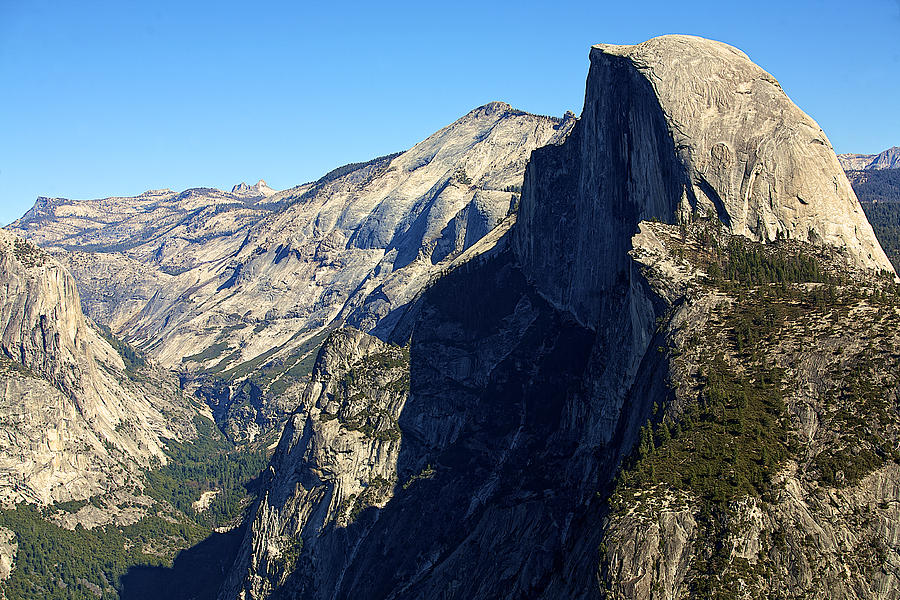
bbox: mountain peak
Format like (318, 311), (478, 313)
(589, 34), (891, 273)
(231, 179), (276, 197)
(516, 34), (893, 328)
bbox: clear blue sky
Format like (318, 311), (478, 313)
(1, 0), (899, 226)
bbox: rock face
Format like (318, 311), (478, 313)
(10, 103), (573, 440)
(232, 180), (277, 197)
(0, 230), (196, 506)
(518, 34), (894, 327)
(223, 329), (410, 599)
(593, 37), (889, 271)
(220, 35), (899, 600)
(839, 146), (900, 170)
(0, 527), (14, 583)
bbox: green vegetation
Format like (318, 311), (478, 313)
(307, 151), (402, 188)
(849, 169), (900, 269)
(706, 237), (829, 288)
(614, 309), (792, 507)
(619, 227), (899, 506)
(95, 323), (147, 375)
(0, 503), (204, 600)
(274, 536), (303, 575)
(402, 464), (435, 490)
(248, 328), (335, 397)
(608, 222), (900, 597)
(454, 168), (473, 186)
(52, 499), (89, 514)
(199, 328), (335, 438)
(849, 168), (900, 204)
(11, 238), (47, 269)
(329, 345), (410, 441)
(860, 201), (900, 271)
(0, 354), (37, 379)
(181, 342), (230, 364)
(814, 352), (900, 486)
(142, 416), (270, 527)
(0, 416), (270, 600)
(341, 476), (393, 524)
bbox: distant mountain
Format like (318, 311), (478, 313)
(838, 145), (900, 170)
(231, 179), (276, 197)
(8, 102), (575, 441)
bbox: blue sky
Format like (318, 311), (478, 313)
(1, 0), (899, 226)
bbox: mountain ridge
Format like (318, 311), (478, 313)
(838, 146), (900, 170)
(8, 101), (575, 442)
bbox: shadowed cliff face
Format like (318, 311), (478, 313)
(220, 47), (682, 598)
(514, 48), (684, 328)
(223, 246), (646, 600)
(220, 36), (898, 600)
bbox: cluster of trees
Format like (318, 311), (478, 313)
(619, 352), (789, 507)
(0, 504), (196, 600)
(849, 169), (900, 270)
(849, 169), (900, 204)
(706, 239), (827, 287)
(305, 151), (403, 190)
(11, 238), (47, 269)
(861, 201), (900, 271)
(143, 417), (269, 527)
(94, 323), (146, 374)
(0, 416), (269, 599)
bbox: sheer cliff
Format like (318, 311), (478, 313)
(220, 35), (899, 600)
(0, 230), (198, 506)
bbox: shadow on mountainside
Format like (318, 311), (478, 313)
(268, 240), (672, 600)
(120, 525), (245, 600)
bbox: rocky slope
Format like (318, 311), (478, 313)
(603, 219), (900, 599)
(9, 103), (574, 440)
(839, 146), (900, 170)
(219, 35), (899, 600)
(0, 230), (198, 506)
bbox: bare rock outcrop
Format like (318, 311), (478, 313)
(223, 328), (410, 599)
(598, 36), (890, 270)
(516, 35), (891, 332)
(0, 230), (197, 505)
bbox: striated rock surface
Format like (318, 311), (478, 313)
(220, 35), (900, 600)
(839, 146), (900, 171)
(517, 34), (893, 329)
(9, 103), (573, 440)
(0, 230), (197, 506)
(224, 329), (410, 599)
